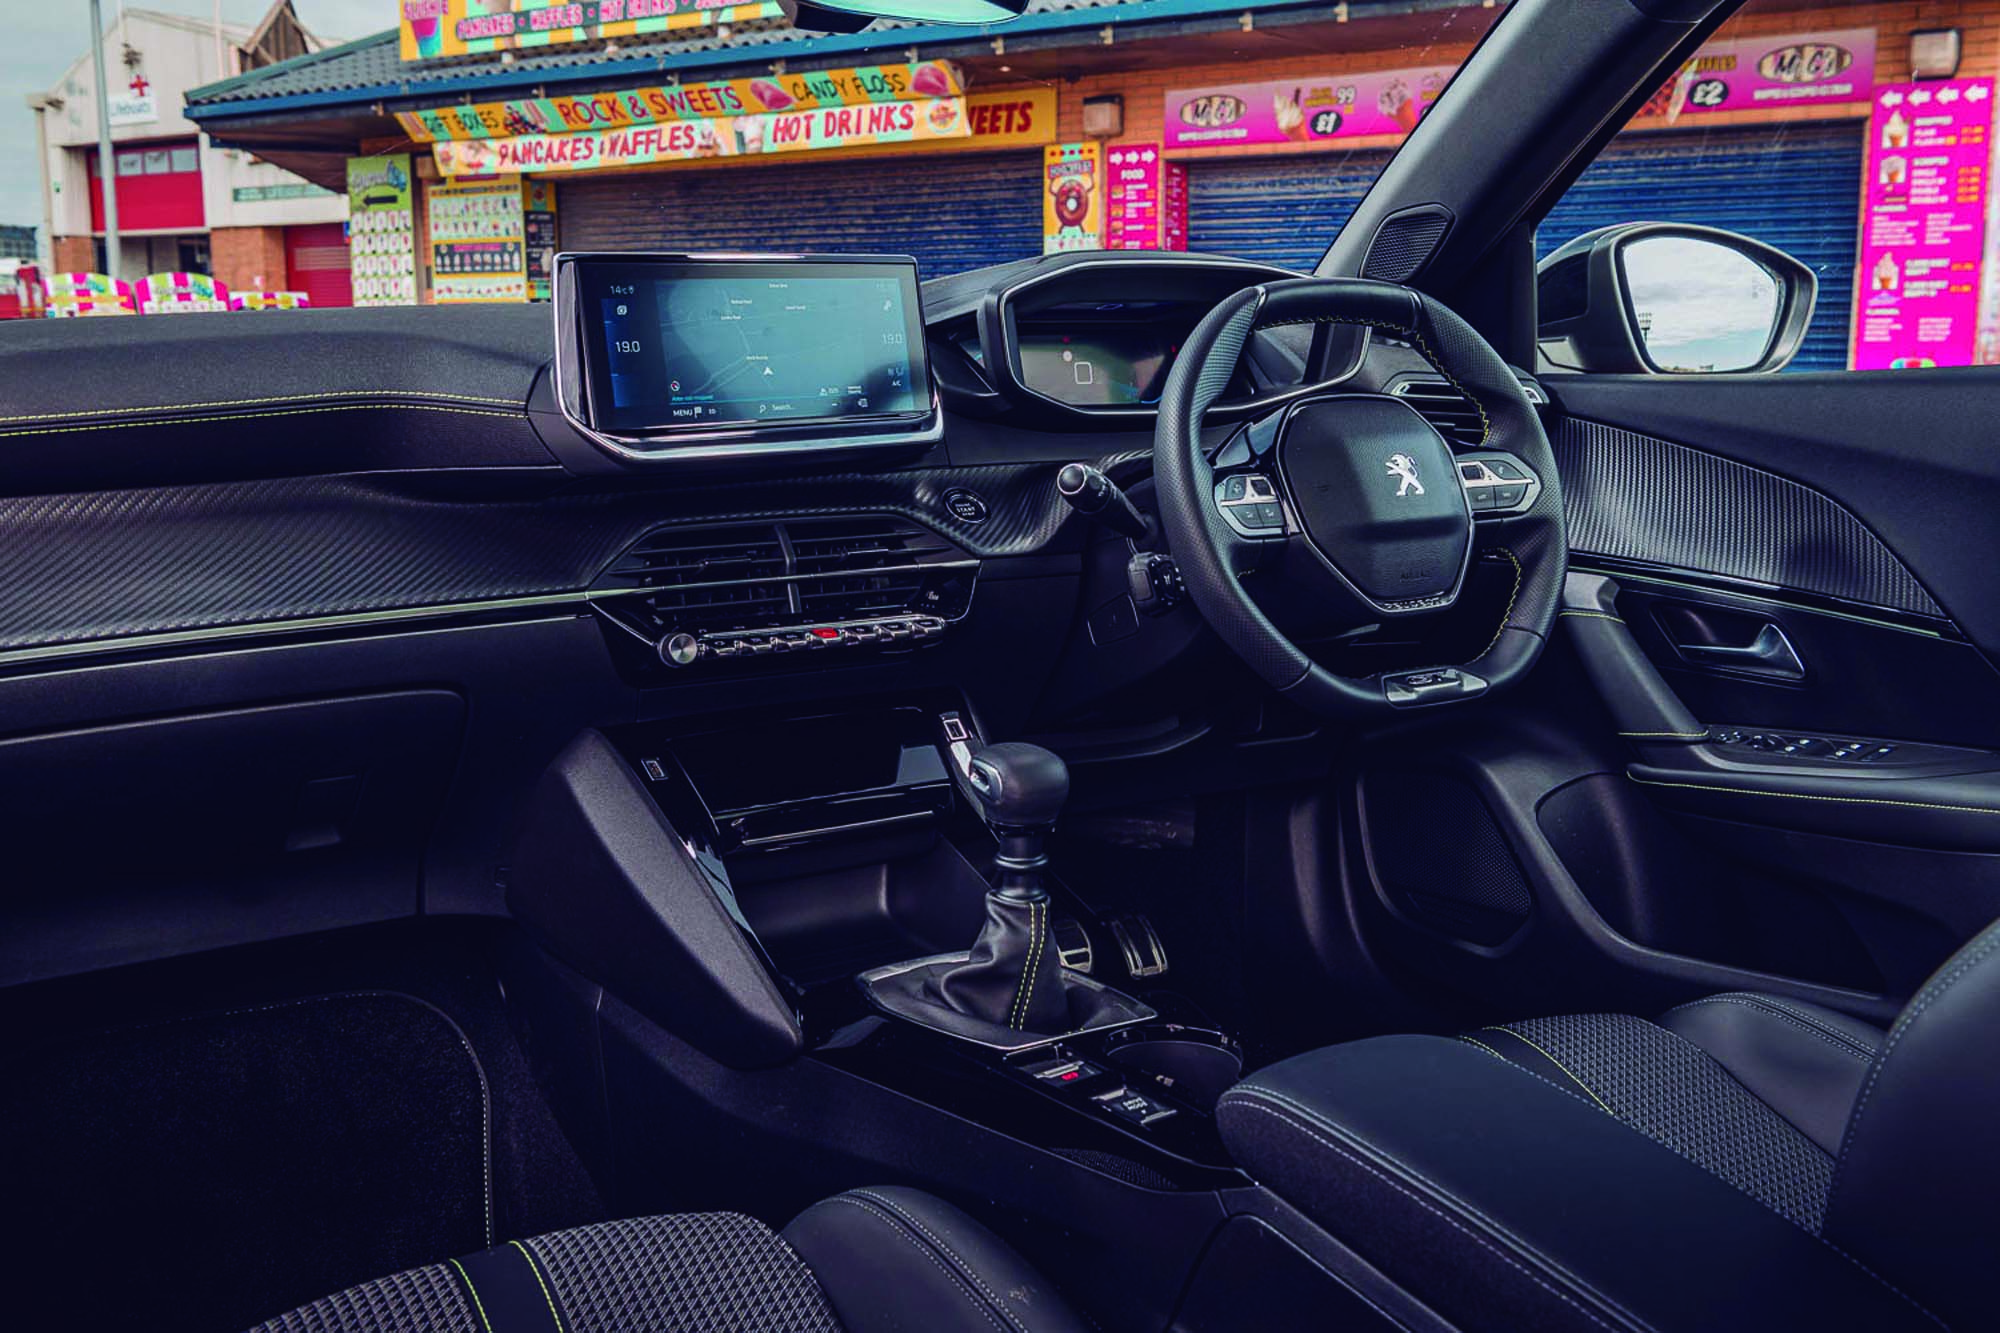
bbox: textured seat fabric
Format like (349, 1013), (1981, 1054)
(252, 1187), (1088, 1333)
(1219, 917), (2000, 1332)
(1464, 992), (1884, 1231)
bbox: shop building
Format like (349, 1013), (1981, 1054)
(185, 0), (2000, 368)
(29, 3), (352, 302)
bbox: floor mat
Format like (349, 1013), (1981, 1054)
(1, 990), (492, 1331)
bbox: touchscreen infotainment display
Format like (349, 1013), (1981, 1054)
(575, 256), (930, 435)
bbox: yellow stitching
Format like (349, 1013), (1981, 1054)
(1619, 731), (1709, 740)
(1559, 610), (1625, 623)
(0, 387), (520, 423)
(1458, 1035), (1509, 1061)
(0, 402), (522, 438)
(1628, 775), (2000, 816)
(448, 1258), (498, 1333)
(1481, 1027), (1618, 1116)
(1475, 548), (1522, 659)
(510, 1241), (568, 1333)
(1010, 899), (1046, 1030)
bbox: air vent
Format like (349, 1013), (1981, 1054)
(790, 517), (962, 622)
(1392, 379), (1486, 445)
(1391, 374), (1547, 447)
(592, 515), (977, 641)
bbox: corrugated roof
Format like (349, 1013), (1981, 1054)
(187, 0), (1325, 118)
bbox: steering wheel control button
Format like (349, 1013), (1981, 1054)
(1456, 451), (1541, 517)
(942, 488), (989, 523)
(1213, 473), (1288, 539)
(1384, 666), (1490, 707)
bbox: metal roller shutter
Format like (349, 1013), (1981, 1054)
(1187, 150), (1392, 272)
(1539, 123), (1864, 373)
(558, 151), (1044, 280)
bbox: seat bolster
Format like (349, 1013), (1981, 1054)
(1217, 1036), (1944, 1333)
(1657, 992), (1882, 1155)
(782, 1186), (1092, 1333)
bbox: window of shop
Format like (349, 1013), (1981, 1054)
(88, 138), (206, 233)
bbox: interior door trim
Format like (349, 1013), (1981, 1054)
(1549, 415), (1946, 620)
(1570, 561), (1955, 641)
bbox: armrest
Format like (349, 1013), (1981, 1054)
(1217, 1036), (1940, 1333)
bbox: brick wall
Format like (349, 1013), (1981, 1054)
(210, 225), (289, 294)
(51, 235), (94, 273)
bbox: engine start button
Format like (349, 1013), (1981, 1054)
(942, 488), (989, 523)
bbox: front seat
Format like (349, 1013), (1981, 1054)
(252, 1186), (1088, 1333)
(1217, 916), (2000, 1332)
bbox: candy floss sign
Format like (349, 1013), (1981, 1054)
(1852, 79), (1994, 370)
(1165, 66), (1451, 150)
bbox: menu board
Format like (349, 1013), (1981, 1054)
(1105, 143), (1189, 251)
(347, 155), (417, 307)
(1852, 79), (1994, 370)
(428, 178), (527, 304)
(523, 177), (558, 303)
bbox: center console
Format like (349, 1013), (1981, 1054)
(506, 693), (1247, 1187)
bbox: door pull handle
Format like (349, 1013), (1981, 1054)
(1674, 623), (1804, 680)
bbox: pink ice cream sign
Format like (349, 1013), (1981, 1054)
(1165, 66), (1452, 150)
(1852, 78), (1995, 370)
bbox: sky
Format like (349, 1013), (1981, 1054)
(1, 1), (386, 231)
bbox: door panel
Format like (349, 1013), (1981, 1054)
(1344, 377), (2000, 1021)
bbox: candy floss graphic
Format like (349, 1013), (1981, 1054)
(1852, 79), (1994, 370)
(1165, 66), (1450, 150)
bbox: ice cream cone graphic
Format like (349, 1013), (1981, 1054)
(1882, 110), (1909, 149)
(1380, 81), (1421, 134)
(1875, 253), (1901, 292)
(1274, 90), (1310, 142)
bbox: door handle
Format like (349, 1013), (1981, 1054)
(1675, 623), (1804, 680)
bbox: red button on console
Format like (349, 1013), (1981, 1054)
(810, 628), (840, 640)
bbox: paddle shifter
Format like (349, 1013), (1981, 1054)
(858, 739), (1154, 1047)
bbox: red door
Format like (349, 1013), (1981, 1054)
(285, 223), (352, 308)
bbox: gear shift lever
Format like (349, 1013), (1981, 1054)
(859, 740), (1153, 1046)
(928, 743), (1071, 1032)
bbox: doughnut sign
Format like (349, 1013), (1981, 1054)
(1165, 66), (1452, 150)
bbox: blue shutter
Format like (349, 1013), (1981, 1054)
(557, 150), (1045, 280)
(1538, 123), (1865, 372)
(1187, 151), (1394, 272)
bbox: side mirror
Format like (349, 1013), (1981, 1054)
(1536, 223), (1816, 374)
(780, 0), (1026, 32)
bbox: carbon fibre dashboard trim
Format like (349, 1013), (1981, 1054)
(0, 455), (1136, 658)
(1550, 417), (1946, 620)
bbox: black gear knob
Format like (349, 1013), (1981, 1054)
(965, 742), (1070, 831)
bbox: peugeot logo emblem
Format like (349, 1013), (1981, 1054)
(1385, 453), (1425, 497)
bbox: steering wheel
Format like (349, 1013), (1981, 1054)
(1153, 278), (1566, 719)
